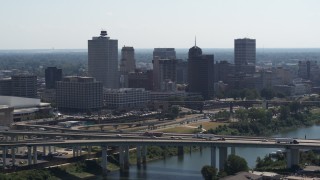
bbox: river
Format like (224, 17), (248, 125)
(105, 125), (320, 180)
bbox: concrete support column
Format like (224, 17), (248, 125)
(2, 146), (7, 168)
(79, 146), (82, 156)
(88, 146), (92, 158)
(211, 146), (216, 169)
(101, 145), (108, 174)
(286, 149), (300, 168)
(48, 146), (52, 154)
(11, 147), (16, 166)
(72, 146), (76, 158)
(119, 146), (124, 169)
(219, 147), (228, 171)
(43, 146), (46, 156)
(27, 146), (32, 165)
(178, 146), (184, 156)
(76, 146), (79, 157)
(33, 146), (37, 164)
(124, 146), (130, 169)
(142, 145), (147, 164)
(231, 147), (236, 155)
(136, 146), (141, 165)
(53, 146), (56, 152)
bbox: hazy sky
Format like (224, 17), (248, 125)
(1, 0), (319, 49)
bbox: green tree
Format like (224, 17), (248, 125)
(201, 165), (217, 180)
(260, 88), (275, 100)
(224, 154), (249, 175)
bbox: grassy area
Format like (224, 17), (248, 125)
(310, 107), (320, 114)
(191, 121), (228, 130)
(160, 122), (228, 134)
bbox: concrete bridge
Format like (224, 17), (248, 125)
(1, 137), (319, 173)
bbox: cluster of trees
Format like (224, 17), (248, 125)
(217, 88), (287, 100)
(201, 154), (248, 180)
(209, 102), (316, 136)
(0, 52), (87, 77)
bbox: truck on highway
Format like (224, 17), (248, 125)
(193, 133), (215, 140)
(143, 132), (163, 137)
(275, 138), (299, 144)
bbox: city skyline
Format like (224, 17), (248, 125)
(0, 0), (320, 49)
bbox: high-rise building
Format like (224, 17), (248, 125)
(56, 76), (103, 112)
(120, 46), (136, 73)
(153, 48), (176, 59)
(214, 61), (235, 83)
(12, 75), (37, 98)
(187, 45), (214, 100)
(0, 78), (12, 96)
(153, 48), (177, 91)
(45, 67), (62, 89)
(234, 38), (256, 74)
(176, 59), (188, 84)
(88, 30), (119, 88)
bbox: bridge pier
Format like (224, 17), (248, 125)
(229, 102), (233, 113)
(211, 146), (216, 169)
(219, 147), (228, 171)
(101, 145), (108, 174)
(136, 146), (141, 165)
(287, 148), (300, 168)
(119, 146), (124, 169)
(2, 146), (7, 168)
(178, 146), (184, 156)
(11, 146), (16, 166)
(124, 146), (130, 169)
(142, 145), (147, 164)
(72, 146), (76, 157)
(231, 147), (236, 155)
(27, 146), (32, 165)
(88, 146), (92, 158)
(43, 146), (46, 156)
(33, 146), (37, 164)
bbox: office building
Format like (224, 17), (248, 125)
(0, 78), (12, 96)
(45, 67), (62, 89)
(0, 105), (13, 126)
(12, 75), (37, 98)
(128, 70), (153, 90)
(176, 59), (188, 84)
(153, 48), (177, 91)
(234, 38), (256, 74)
(120, 46), (136, 73)
(88, 30), (119, 88)
(187, 44), (214, 100)
(56, 76), (103, 112)
(214, 61), (235, 83)
(104, 88), (150, 110)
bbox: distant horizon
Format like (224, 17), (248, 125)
(1, 47), (320, 51)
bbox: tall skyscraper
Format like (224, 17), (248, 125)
(120, 46), (136, 73)
(234, 38), (256, 73)
(153, 48), (177, 91)
(187, 44), (214, 100)
(12, 75), (37, 98)
(88, 30), (119, 88)
(45, 67), (62, 89)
